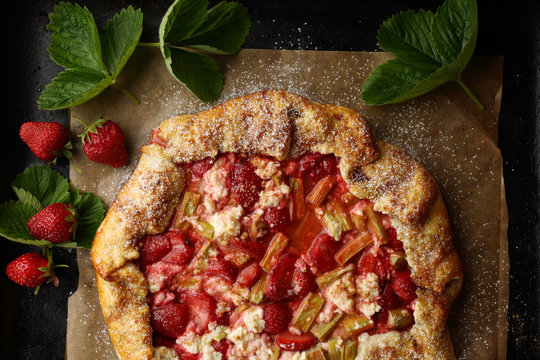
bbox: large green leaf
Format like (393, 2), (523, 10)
(362, 0), (480, 107)
(71, 190), (105, 249)
(11, 165), (71, 208)
(101, 6), (144, 77)
(163, 47), (223, 102)
(38, 3), (143, 110)
(159, 0), (250, 102)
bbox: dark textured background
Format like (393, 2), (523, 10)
(0, 1), (538, 359)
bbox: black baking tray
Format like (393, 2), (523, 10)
(1, 1), (538, 359)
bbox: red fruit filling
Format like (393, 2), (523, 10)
(137, 152), (417, 356)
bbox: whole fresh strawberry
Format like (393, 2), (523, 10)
(76, 117), (128, 167)
(20, 121), (72, 162)
(27, 203), (78, 243)
(5, 252), (58, 292)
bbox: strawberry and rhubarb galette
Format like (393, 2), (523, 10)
(91, 90), (463, 360)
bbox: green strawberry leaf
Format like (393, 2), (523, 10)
(361, 0), (482, 108)
(0, 201), (39, 244)
(38, 3), (143, 110)
(12, 188), (42, 212)
(162, 47), (224, 102)
(11, 165), (71, 208)
(71, 190), (106, 249)
(100, 6), (144, 77)
(159, 0), (250, 102)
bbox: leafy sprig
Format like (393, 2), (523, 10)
(38, 3), (143, 110)
(361, 0), (483, 109)
(0, 165), (105, 249)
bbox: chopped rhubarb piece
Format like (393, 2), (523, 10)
(269, 345), (281, 360)
(389, 251), (407, 270)
(227, 250), (251, 267)
(193, 219), (214, 240)
(335, 231), (372, 266)
(179, 191), (201, 216)
(249, 272), (267, 304)
(260, 232), (289, 271)
(342, 340), (357, 360)
(263, 302), (291, 334)
(306, 347), (327, 360)
(311, 313), (343, 341)
(290, 177), (306, 220)
(343, 314), (375, 336)
(276, 331), (317, 352)
(236, 262), (261, 287)
(306, 233), (342, 273)
(310, 312), (343, 341)
(364, 206), (387, 244)
(265, 253), (297, 301)
(190, 240), (213, 274)
(138, 233), (172, 269)
(316, 264), (355, 289)
(249, 215), (267, 240)
(387, 309), (414, 330)
(291, 292), (326, 333)
(327, 338), (341, 360)
(264, 207), (291, 233)
(391, 271), (417, 302)
(318, 199), (354, 240)
(306, 176), (335, 207)
(351, 213), (367, 232)
(150, 302), (189, 339)
(205, 258), (237, 283)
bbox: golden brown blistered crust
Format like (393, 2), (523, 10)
(91, 90), (463, 360)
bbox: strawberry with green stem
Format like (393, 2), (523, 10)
(5, 248), (68, 294)
(75, 117), (128, 168)
(27, 203), (78, 244)
(19, 121), (81, 172)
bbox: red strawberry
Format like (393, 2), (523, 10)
(190, 157), (215, 178)
(227, 162), (262, 209)
(76, 117), (128, 168)
(276, 331), (316, 351)
(5, 251), (61, 293)
(292, 264), (316, 298)
(391, 271), (417, 303)
(162, 231), (194, 266)
(20, 122), (72, 162)
(150, 302), (189, 339)
(306, 233), (341, 273)
(263, 207), (290, 233)
(205, 258), (237, 283)
(174, 346), (200, 360)
(265, 253), (297, 301)
(138, 233), (172, 269)
(236, 262), (261, 287)
(358, 251), (389, 284)
(211, 339), (230, 359)
(263, 303), (291, 334)
(182, 291), (217, 333)
(27, 203), (77, 243)
(231, 238), (266, 260)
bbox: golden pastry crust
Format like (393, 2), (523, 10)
(91, 90), (462, 360)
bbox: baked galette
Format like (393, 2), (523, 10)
(91, 90), (462, 360)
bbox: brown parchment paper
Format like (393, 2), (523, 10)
(66, 48), (508, 360)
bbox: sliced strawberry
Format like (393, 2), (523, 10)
(183, 291), (217, 333)
(276, 331), (317, 351)
(385, 227), (403, 250)
(162, 231), (194, 265)
(211, 339), (230, 359)
(138, 233), (172, 269)
(227, 162), (263, 209)
(306, 233), (342, 273)
(263, 303), (291, 334)
(190, 157), (215, 178)
(153, 335), (175, 348)
(205, 257), (237, 283)
(281, 159), (299, 177)
(264, 207), (291, 233)
(231, 237), (267, 260)
(236, 262), (261, 287)
(298, 153), (325, 176)
(174, 345), (200, 360)
(391, 271), (417, 303)
(150, 302), (189, 339)
(358, 250), (389, 284)
(292, 264), (316, 298)
(265, 253), (298, 301)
